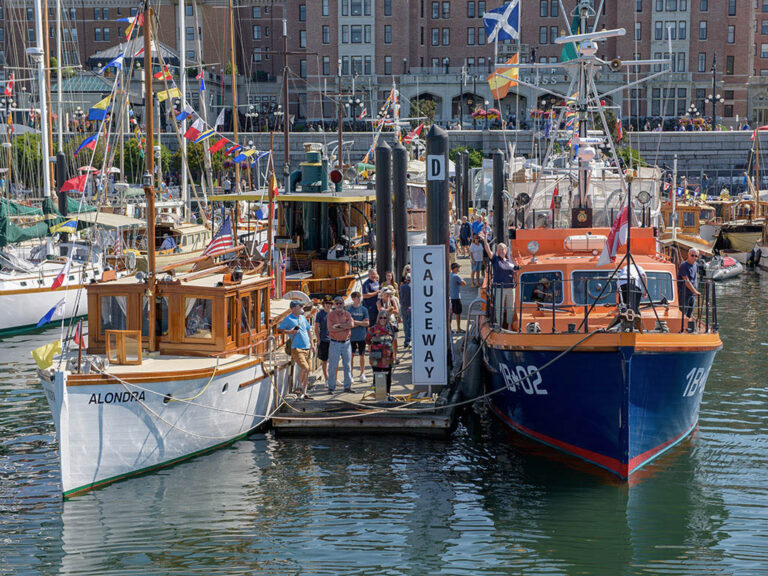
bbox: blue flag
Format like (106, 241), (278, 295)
(483, 1), (520, 43)
(37, 298), (66, 328)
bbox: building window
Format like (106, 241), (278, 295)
(299, 5), (306, 21)
(385, 0), (392, 16)
(727, 25), (734, 43)
(365, 25), (371, 43)
(540, 26), (548, 44)
(635, 22), (641, 41)
(725, 55), (734, 74)
(432, 28), (439, 45)
(698, 52), (706, 72)
(442, 28), (450, 45)
(666, 0), (676, 10)
(322, 26), (330, 44)
(351, 25), (362, 43)
(300, 60), (307, 78)
(551, 0), (559, 16)
(342, 26), (349, 43)
(323, 56), (330, 75)
(764, 0), (768, 13)
(667, 21), (676, 40)
(478, 27), (485, 45)
(651, 87), (660, 116)
(253, 25), (261, 40)
(763, 44), (768, 58)
(655, 21), (663, 40)
(478, 1), (486, 16)
(655, 0), (663, 10)
(724, 90), (734, 100)
(728, 0), (735, 16)
(467, 27), (475, 45)
(700, 0), (707, 11)
(364, 55), (372, 74)
(95, 28), (102, 42)
(680, 0), (687, 8)
(468, 1), (475, 18)
(432, 1), (439, 18)
(365, 0), (372, 16)
(185, 5), (192, 16)
(384, 25), (392, 44)
(421, 26), (424, 45)
(467, 57), (475, 69)
(478, 57), (485, 70)
(442, 1), (450, 18)
(351, 0), (363, 16)
(265, 26), (270, 37)
(253, 51), (262, 63)
(322, 0), (329, 17)
(540, 0), (548, 17)
(550, 26), (558, 44)
(636, 0), (642, 11)
(384, 56), (392, 75)
(763, 21), (768, 35)
(679, 21), (686, 40)
(342, 0), (349, 16)
(677, 52), (685, 72)
(699, 21), (706, 40)
(342, 56), (349, 75)
(723, 104), (733, 117)
(299, 30), (306, 48)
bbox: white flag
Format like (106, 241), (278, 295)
(215, 108), (226, 127)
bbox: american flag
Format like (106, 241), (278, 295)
(202, 217), (234, 257)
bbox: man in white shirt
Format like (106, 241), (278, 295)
(469, 234), (485, 287)
(617, 261), (647, 313)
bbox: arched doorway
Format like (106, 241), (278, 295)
(411, 92), (441, 124)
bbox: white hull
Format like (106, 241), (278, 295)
(42, 358), (291, 496)
(0, 262), (102, 333)
(708, 262), (743, 280)
(699, 223), (721, 244)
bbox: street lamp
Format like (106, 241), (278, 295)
(705, 54), (723, 128)
(345, 96), (361, 127)
(246, 104), (259, 131)
(484, 99), (489, 130)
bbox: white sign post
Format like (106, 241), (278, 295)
(410, 244), (448, 391)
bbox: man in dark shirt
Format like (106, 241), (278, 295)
(677, 248), (701, 332)
(399, 274), (412, 348)
(362, 269), (381, 322)
(314, 297), (333, 382)
(481, 232), (518, 327)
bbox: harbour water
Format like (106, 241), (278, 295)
(1, 275), (766, 575)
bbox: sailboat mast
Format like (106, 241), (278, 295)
(143, 3), (158, 352)
(55, 0), (63, 151)
(179, 0), (188, 217)
(228, 0), (240, 192)
(337, 59), (343, 171)
(42, 0), (55, 191)
(576, 1), (589, 212)
(32, 0), (52, 197)
(282, 18), (289, 185)
(191, 0), (213, 197)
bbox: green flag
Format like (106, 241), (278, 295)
(560, 15), (580, 62)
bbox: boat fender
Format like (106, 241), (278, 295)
(456, 337), (485, 406)
(526, 322), (542, 333)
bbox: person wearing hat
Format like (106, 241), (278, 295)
(399, 274), (412, 349)
(278, 300), (314, 399)
(377, 285), (400, 363)
(326, 295), (355, 393)
(532, 277), (553, 302)
(314, 296), (333, 383)
(449, 262), (467, 333)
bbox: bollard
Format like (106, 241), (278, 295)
(492, 149), (505, 242)
(461, 149), (470, 216)
(454, 152), (462, 218)
(56, 151), (68, 216)
(375, 140), (393, 280)
(392, 141), (409, 279)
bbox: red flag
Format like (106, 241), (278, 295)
(195, 70), (204, 80)
(750, 125), (768, 141)
(73, 322), (85, 349)
(154, 65), (173, 80)
(4, 73), (14, 97)
(550, 185), (559, 212)
(51, 257), (72, 290)
(209, 138), (228, 154)
(403, 123), (424, 143)
(597, 205), (629, 266)
(60, 174), (90, 193)
(183, 118), (204, 141)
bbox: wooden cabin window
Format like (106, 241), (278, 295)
(184, 297), (213, 339)
(100, 296), (127, 334)
(682, 212), (697, 227)
(241, 295), (252, 332)
(252, 290), (262, 331)
(226, 297), (236, 343)
(142, 296), (169, 338)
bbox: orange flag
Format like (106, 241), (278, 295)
(487, 54), (519, 100)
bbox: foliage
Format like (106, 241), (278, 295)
(410, 99), (436, 125)
(618, 146), (646, 168)
(225, 61), (238, 76)
(171, 141), (222, 180)
(449, 146), (483, 168)
(12, 134), (42, 168)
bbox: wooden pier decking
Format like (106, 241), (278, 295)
(272, 262), (482, 436)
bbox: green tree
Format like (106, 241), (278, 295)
(171, 141), (222, 180)
(449, 146), (483, 168)
(410, 99), (437, 125)
(224, 61), (238, 75)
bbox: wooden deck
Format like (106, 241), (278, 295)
(272, 263), (481, 436)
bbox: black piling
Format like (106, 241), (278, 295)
(392, 141), (409, 279)
(454, 152), (462, 218)
(375, 140), (393, 279)
(492, 149), (505, 242)
(56, 151), (68, 216)
(461, 149), (470, 216)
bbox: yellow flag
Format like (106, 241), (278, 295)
(31, 340), (62, 370)
(157, 87), (181, 103)
(487, 54), (519, 100)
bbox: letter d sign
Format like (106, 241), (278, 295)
(426, 155), (445, 181)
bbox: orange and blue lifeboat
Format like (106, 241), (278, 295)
(480, 228), (722, 478)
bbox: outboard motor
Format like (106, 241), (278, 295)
(747, 245), (762, 269)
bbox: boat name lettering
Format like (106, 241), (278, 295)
(88, 391), (146, 405)
(683, 367), (708, 398)
(500, 363), (548, 395)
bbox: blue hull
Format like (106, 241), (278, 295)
(485, 346), (718, 477)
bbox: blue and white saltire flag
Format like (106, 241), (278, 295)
(176, 103), (195, 122)
(37, 298), (66, 328)
(102, 52), (124, 73)
(483, 1), (520, 43)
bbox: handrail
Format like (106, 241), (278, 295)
(161, 244), (245, 272)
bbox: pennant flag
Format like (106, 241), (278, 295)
(257, 241), (269, 257)
(121, 13), (144, 39)
(358, 106), (367, 120)
(195, 70), (204, 80)
(483, 1), (520, 43)
(487, 54), (519, 100)
(750, 125), (768, 141)
(50, 219), (78, 235)
(31, 339), (62, 370)
(233, 149), (256, 163)
(252, 151), (270, 165)
(176, 103), (195, 122)
(202, 217), (234, 257)
(183, 118), (205, 141)
(88, 95), (112, 120)
(51, 258), (72, 290)
(102, 53), (124, 73)
(154, 65), (173, 81)
(226, 144), (242, 156)
(597, 205), (629, 266)
(194, 129), (217, 144)
(616, 117), (623, 141)
(74, 134), (98, 156)
(560, 15), (580, 63)
(4, 73), (14, 97)
(269, 169), (279, 198)
(199, 77), (206, 92)
(73, 323), (86, 349)
(550, 185), (559, 213)
(215, 108), (226, 127)
(403, 123), (424, 144)
(60, 174), (90, 193)
(36, 298), (66, 328)
(208, 137), (228, 154)
(157, 87), (181, 103)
